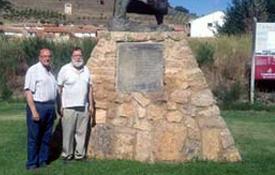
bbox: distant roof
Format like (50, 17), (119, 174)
(0, 24), (98, 38)
(189, 11), (225, 23)
(0, 26), (23, 33)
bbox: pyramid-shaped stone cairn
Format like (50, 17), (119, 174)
(86, 31), (241, 162)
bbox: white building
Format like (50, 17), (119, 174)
(0, 26), (24, 37)
(64, 3), (72, 15)
(189, 11), (225, 37)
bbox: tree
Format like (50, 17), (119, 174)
(219, 0), (268, 35)
(175, 6), (189, 14)
(0, 0), (11, 11)
(266, 0), (275, 21)
(0, 0), (12, 20)
(244, 0), (267, 31)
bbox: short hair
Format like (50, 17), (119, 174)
(71, 47), (82, 55)
(39, 48), (51, 56)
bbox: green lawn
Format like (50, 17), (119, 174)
(1, 102), (275, 175)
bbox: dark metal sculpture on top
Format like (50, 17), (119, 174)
(108, 0), (171, 31)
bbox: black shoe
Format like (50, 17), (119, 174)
(62, 158), (73, 165)
(39, 162), (48, 168)
(26, 165), (38, 171)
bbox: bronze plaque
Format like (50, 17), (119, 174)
(117, 43), (164, 92)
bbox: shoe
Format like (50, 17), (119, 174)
(39, 162), (48, 168)
(26, 165), (38, 170)
(74, 154), (86, 161)
(62, 157), (73, 165)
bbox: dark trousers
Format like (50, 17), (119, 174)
(26, 101), (55, 169)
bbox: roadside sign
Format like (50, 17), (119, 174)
(250, 22), (275, 103)
(255, 55), (275, 80)
(254, 23), (275, 80)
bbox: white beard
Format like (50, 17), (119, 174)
(72, 59), (84, 69)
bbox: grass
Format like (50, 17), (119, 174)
(221, 101), (275, 111)
(1, 102), (275, 175)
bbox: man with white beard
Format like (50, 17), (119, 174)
(57, 47), (94, 161)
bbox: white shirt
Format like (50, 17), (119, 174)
(24, 62), (57, 102)
(57, 63), (91, 108)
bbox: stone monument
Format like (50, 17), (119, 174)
(86, 31), (241, 162)
(86, 0), (241, 163)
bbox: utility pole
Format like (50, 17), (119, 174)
(113, 0), (117, 16)
(250, 17), (257, 104)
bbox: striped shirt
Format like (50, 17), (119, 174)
(24, 62), (57, 102)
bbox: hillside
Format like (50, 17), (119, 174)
(9, 0), (112, 16)
(8, 0), (189, 25)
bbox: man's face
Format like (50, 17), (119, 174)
(39, 49), (52, 68)
(71, 49), (84, 68)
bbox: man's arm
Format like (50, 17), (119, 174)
(58, 86), (64, 117)
(57, 66), (64, 117)
(25, 90), (40, 121)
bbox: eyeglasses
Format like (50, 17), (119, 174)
(40, 55), (52, 58)
(72, 54), (82, 57)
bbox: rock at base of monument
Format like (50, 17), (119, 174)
(108, 17), (172, 32)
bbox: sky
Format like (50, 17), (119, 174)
(169, 0), (232, 16)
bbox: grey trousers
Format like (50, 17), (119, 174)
(61, 107), (89, 159)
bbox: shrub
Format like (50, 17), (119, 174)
(1, 83), (13, 101)
(195, 42), (215, 66)
(188, 35), (252, 105)
(214, 81), (243, 106)
(81, 38), (96, 63)
(22, 37), (53, 66)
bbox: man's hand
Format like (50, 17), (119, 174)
(32, 111), (40, 121)
(25, 90), (40, 122)
(59, 107), (64, 118)
(89, 105), (94, 115)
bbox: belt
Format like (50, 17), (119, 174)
(34, 100), (55, 104)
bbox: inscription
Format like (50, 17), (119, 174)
(117, 43), (164, 92)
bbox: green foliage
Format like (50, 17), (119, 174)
(189, 39), (215, 66)
(194, 42), (215, 66)
(1, 83), (12, 101)
(266, 0), (275, 21)
(214, 81), (243, 106)
(0, 37), (24, 99)
(219, 0), (268, 35)
(0, 37), (22, 72)
(81, 38), (96, 63)
(0, 0), (12, 12)
(188, 35), (252, 105)
(4, 7), (66, 24)
(22, 37), (53, 66)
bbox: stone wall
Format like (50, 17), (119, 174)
(86, 31), (241, 163)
